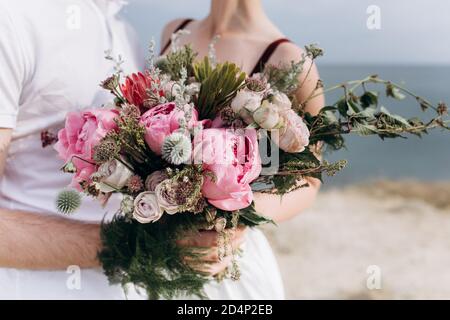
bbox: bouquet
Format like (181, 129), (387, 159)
(53, 36), (449, 299)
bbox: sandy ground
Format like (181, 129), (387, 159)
(264, 180), (450, 299)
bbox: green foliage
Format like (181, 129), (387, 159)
(272, 149), (322, 194)
(109, 116), (164, 177)
(304, 75), (450, 152)
(158, 45), (197, 81)
(360, 91), (379, 109)
(280, 149), (322, 178)
(193, 56), (214, 83)
(271, 175), (301, 195)
(264, 60), (305, 95)
(99, 214), (209, 300)
(304, 108), (345, 151)
(98, 199), (272, 300)
(238, 203), (275, 227)
(194, 57), (246, 119)
(253, 147), (348, 195)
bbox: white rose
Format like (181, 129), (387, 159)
(133, 192), (163, 223)
(154, 180), (180, 215)
(272, 92), (292, 111)
(145, 170), (168, 192)
(231, 89), (263, 114)
(253, 100), (281, 130)
(96, 160), (133, 193)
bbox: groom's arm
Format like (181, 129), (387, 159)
(0, 129), (102, 270)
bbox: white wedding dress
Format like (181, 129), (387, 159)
(0, 0), (285, 300)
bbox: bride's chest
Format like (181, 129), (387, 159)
(182, 37), (270, 74)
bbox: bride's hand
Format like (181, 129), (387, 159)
(177, 227), (246, 276)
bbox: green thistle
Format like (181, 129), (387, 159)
(161, 133), (192, 165)
(56, 190), (82, 215)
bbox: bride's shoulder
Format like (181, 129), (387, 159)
(269, 41), (310, 66)
(160, 18), (192, 44)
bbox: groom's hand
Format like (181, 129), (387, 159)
(177, 227), (246, 276)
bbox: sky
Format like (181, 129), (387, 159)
(121, 0), (450, 65)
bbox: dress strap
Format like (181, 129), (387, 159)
(160, 19), (194, 55)
(251, 38), (291, 75)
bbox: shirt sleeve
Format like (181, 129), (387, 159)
(0, 6), (26, 129)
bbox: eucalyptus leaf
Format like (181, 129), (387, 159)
(360, 91), (379, 109)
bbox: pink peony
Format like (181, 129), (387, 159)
(120, 72), (163, 108)
(70, 165), (97, 191)
(55, 109), (119, 190)
(193, 128), (262, 211)
(140, 103), (209, 155)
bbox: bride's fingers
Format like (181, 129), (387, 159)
(184, 248), (219, 262)
(178, 228), (247, 248)
(177, 231), (218, 248)
(188, 256), (233, 276)
(206, 256), (233, 276)
(183, 235), (245, 263)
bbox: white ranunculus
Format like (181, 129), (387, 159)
(253, 100), (281, 130)
(272, 92), (292, 111)
(133, 192), (163, 223)
(231, 89), (263, 114)
(96, 160), (133, 193)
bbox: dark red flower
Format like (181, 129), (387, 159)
(120, 72), (163, 108)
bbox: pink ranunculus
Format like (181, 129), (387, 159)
(140, 103), (209, 155)
(193, 128), (262, 211)
(55, 109), (119, 190)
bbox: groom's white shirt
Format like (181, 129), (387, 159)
(0, 0), (144, 299)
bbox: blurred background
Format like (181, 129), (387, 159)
(122, 0), (450, 299)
